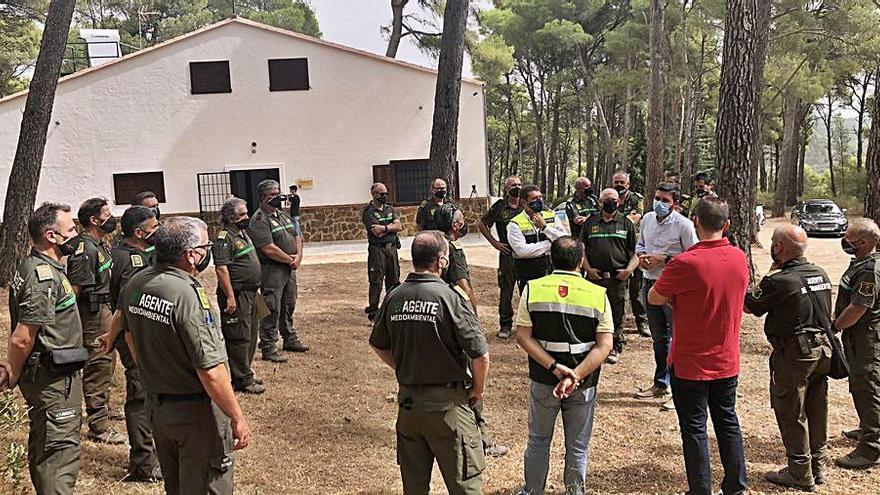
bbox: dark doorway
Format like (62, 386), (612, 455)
(230, 168), (281, 214)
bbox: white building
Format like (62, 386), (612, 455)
(0, 17), (488, 226)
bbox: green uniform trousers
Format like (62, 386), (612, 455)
(79, 302), (116, 433)
(148, 396), (234, 495)
(218, 289), (259, 388)
(114, 333), (159, 476)
(498, 253), (516, 331)
(843, 325), (880, 458)
(259, 264), (298, 356)
(367, 243), (400, 312)
(594, 277), (627, 350)
(628, 268), (647, 325)
(769, 333), (831, 482)
(19, 365), (83, 495)
(396, 385), (485, 495)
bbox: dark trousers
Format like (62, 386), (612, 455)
(259, 264), (298, 356)
(769, 335), (831, 481)
(218, 289), (259, 388)
(849, 369), (880, 458)
(671, 373), (747, 495)
(643, 278), (673, 388)
(367, 243), (400, 312)
(628, 268), (647, 325)
(80, 303), (116, 434)
(497, 253), (517, 331)
(594, 277), (627, 351)
(115, 334), (159, 476)
(516, 256), (552, 292)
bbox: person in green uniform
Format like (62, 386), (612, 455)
(680, 172), (713, 219)
(362, 182), (402, 321)
(98, 205), (163, 482)
(250, 179), (308, 362)
(131, 191), (161, 220)
(213, 197), (265, 394)
(370, 231), (490, 494)
(613, 171), (649, 337)
(66, 198), (126, 445)
(744, 224), (833, 491)
(479, 176), (523, 339)
(581, 188), (640, 366)
(121, 216), (251, 494)
(416, 178), (452, 230)
(514, 236), (614, 495)
(833, 218), (880, 469)
(565, 177), (599, 240)
(8, 203), (89, 494)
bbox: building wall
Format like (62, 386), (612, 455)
(0, 21), (488, 217)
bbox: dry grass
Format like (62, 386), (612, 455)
(1, 259), (879, 494)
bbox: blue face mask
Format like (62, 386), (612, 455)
(528, 199), (544, 212)
(653, 200), (671, 218)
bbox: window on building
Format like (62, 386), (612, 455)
(190, 61), (231, 94)
(372, 159), (460, 206)
(268, 58), (310, 91)
(113, 172), (166, 205)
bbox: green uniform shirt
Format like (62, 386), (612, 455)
(110, 241), (154, 311)
(617, 190), (645, 217)
(416, 200), (455, 231)
(9, 250), (83, 351)
(249, 208), (298, 263)
(744, 258), (833, 338)
(121, 265), (227, 395)
(369, 273), (487, 386)
(362, 202), (400, 244)
(212, 227), (261, 291)
(481, 198), (522, 245)
(442, 236), (469, 284)
(66, 232), (113, 297)
(581, 212), (637, 272)
(565, 194), (599, 239)
(835, 253), (880, 329)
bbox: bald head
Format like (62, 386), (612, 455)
(772, 224), (808, 263)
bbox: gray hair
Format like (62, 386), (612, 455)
(574, 177), (591, 187)
(612, 170), (630, 180)
(153, 216), (207, 264)
(370, 182), (385, 194)
(220, 197), (247, 226)
(411, 231), (448, 270)
(599, 188), (619, 201)
(848, 218), (880, 245)
(257, 179), (280, 199)
(773, 224), (808, 257)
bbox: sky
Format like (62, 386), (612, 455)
(308, 0), (476, 77)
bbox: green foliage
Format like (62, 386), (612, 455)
(0, 7), (41, 97)
(0, 394), (28, 493)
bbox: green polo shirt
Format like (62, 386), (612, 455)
(212, 226), (261, 292)
(66, 232), (113, 297)
(581, 212), (637, 272)
(442, 235), (470, 284)
(249, 207), (298, 263)
(110, 240), (154, 311)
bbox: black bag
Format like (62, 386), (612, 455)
(47, 347), (89, 375)
(794, 272), (849, 379)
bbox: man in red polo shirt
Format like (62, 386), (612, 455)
(648, 196), (750, 495)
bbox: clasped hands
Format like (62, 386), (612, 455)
(551, 363), (582, 399)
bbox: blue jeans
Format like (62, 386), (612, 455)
(522, 382), (597, 495)
(671, 373), (747, 495)
(643, 278), (673, 389)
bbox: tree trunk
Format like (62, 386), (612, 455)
(716, 0), (770, 267)
(620, 58), (634, 172)
(773, 93), (799, 217)
(593, 88), (614, 188)
(586, 110), (596, 183)
(866, 69), (880, 221)
(825, 94), (837, 196)
(797, 122), (807, 198)
(0, 0), (77, 286)
(428, 0), (468, 197)
(385, 0), (409, 58)
(546, 92), (562, 199)
(748, 1), (770, 244)
(646, 0), (665, 212)
(856, 71), (870, 171)
(773, 142), (780, 192)
(759, 146), (767, 192)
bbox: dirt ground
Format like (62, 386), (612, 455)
(1, 217), (879, 494)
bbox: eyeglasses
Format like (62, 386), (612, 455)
(192, 242), (214, 251)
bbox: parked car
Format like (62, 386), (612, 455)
(791, 199), (848, 236)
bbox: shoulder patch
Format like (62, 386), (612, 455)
(452, 284), (470, 301)
(130, 254), (144, 268)
(450, 240), (463, 249)
(217, 230), (228, 240)
(74, 241), (85, 255)
(36, 264), (53, 282)
(196, 286), (211, 310)
(61, 278), (73, 294)
(859, 281), (876, 297)
(419, 200), (428, 207)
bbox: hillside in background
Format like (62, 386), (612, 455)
(805, 113), (869, 171)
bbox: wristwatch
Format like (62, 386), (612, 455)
(548, 361), (558, 372)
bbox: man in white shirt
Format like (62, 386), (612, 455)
(507, 185), (568, 291)
(634, 182), (698, 410)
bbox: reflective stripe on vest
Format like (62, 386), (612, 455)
(512, 210), (556, 240)
(527, 273), (606, 319)
(537, 339), (595, 354)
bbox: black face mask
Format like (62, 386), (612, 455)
(583, 188), (594, 198)
(695, 188), (708, 198)
(151, 206), (161, 221)
(267, 195), (284, 209)
(376, 193), (388, 204)
(55, 232), (77, 256)
(613, 185), (627, 195)
(842, 238), (858, 255)
(195, 249), (211, 273)
(99, 216), (117, 233)
(143, 229), (157, 245)
(235, 219), (250, 230)
(602, 200), (617, 214)
(508, 187), (521, 198)
(434, 189), (447, 200)
(459, 222), (469, 236)
(770, 244), (782, 265)
(528, 199), (544, 212)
